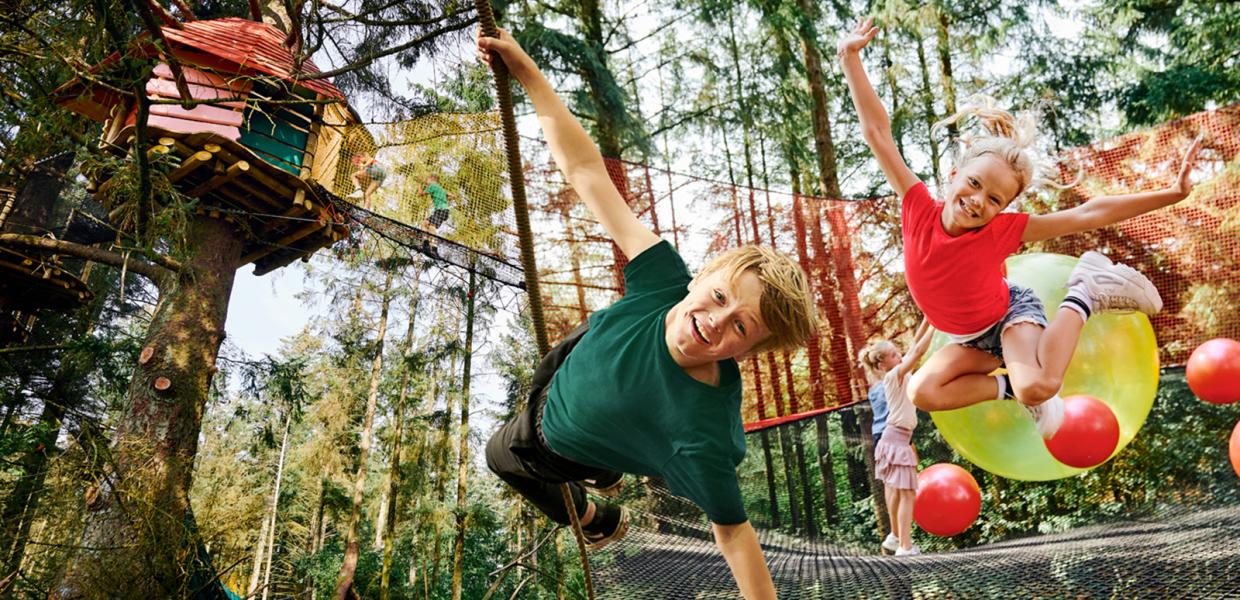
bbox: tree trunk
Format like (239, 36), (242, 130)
(246, 511), (269, 598)
(334, 269), (394, 600)
(53, 215), (242, 598)
(450, 267), (477, 600)
(578, 0), (636, 290)
(934, 8), (958, 141)
(260, 410), (292, 600)
(914, 33), (943, 188)
(0, 397), (65, 572)
(381, 286), (420, 600)
(813, 415), (839, 527)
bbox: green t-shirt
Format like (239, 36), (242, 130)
(541, 241), (748, 524)
(426, 183), (449, 210)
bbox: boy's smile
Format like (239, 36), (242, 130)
(666, 269), (770, 373)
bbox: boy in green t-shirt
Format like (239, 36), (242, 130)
(422, 174), (452, 233)
(479, 30), (818, 599)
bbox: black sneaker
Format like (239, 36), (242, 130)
(585, 473), (624, 497)
(582, 504), (630, 551)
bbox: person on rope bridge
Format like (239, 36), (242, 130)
(859, 318), (934, 557)
(422, 174), (453, 233)
(839, 16), (1202, 439)
(478, 29), (819, 600)
(347, 152), (387, 204)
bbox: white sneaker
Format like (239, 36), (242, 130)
(1068, 251), (1163, 315)
(881, 532), (899, 552)
(1023, 394), (1065, 439)
(347, 189), (364, 200)
(895, 545), (921, 556)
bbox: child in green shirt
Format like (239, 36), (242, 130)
(423, 174), (451, 233)
(480, 29), (819, 600)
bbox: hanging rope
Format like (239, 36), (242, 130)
(474, 1), (595, 598)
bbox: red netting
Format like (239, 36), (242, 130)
(519, 104), (1239, 428)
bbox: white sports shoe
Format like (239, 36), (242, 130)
(1068, 251), (1163, 315)
(347, 189), (364, 200)
(1023, 394), (1065, 439)
(895, 545), (921, 556)
(882, 532), (899, 552)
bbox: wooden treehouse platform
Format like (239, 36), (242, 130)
(92, 127), (347, 275)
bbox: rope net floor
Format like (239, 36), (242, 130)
(593, 496), (1240, 599)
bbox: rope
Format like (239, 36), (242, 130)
(474, 1), (594, 598)
(473, 1), (549, 356)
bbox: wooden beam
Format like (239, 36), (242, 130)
(186, 160), (249, 197)
(167, 150), (213, 183)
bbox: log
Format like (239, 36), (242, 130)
(167, 150), (213, 184)
(186, 160), (249, 197)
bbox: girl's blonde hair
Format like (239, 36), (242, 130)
(857, 340), (896, 381)
(933, 95), (1068, 201)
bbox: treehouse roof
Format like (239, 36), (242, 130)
(54, 17), (344, 121)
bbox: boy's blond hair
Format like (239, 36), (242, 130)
(697, 245), (819, 354)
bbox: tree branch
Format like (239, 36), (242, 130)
(301, 16), (477, 80)
(0, 234), (178, 283)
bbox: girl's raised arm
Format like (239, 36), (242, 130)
(895, 318), (934, 380)
(838, 17), (920, 198)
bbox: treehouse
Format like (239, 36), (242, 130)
(0, 183), (94, 344)
(53, 17), (362, 275)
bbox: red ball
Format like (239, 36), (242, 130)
(1186, 338), (1240, 405)
(1229, 420), (1240, 479)
(913, 463), (981, 537)
(1044, 395), (1121, 469)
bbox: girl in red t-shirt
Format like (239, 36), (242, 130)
(838, 17), (1201, 438)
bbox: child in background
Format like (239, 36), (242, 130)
(479, 28), (819, 600)
(348, 153), (386, 203)
(423, 174), (452, 233)
(867, 371), (888, 449)
(859, 319), (933, 556)
(838, 16), (1201, 438)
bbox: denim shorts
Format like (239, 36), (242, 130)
(951, 282), (1048, 363)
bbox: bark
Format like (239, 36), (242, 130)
(813, 414), (839, 527)
(935, 8), (958, 141)
(578, 0), (634, 290)
(246, 516), (269, 598)
(260, 411), (292, 600)
(52, 215), (243, 598)
(334, 270), (395, 600)
(450, 267), (477, 600)
(381, 287), (420, 600)
(914, 34), (943, 188)
(759, 430), (781, 529)
(0, 262), (103, 571)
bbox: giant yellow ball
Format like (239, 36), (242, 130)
(927, 253), (1159, 481)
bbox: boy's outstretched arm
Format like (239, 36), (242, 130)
(838, 16), (919, 198)
(713, 521), (777, 600)
(478, 29), (661, 260)
(1022, 136), (1202, 243)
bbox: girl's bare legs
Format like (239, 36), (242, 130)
(1001, 314), (1085, 406)
(908, 344), (1003, 411)
(885, 485), (898, 541)
(896, 489), (915, 550)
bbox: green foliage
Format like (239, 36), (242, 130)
(1091, 0), (1240, 126)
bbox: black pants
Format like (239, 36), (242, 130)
(485, 323), (621, 525)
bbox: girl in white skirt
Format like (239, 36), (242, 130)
(859, 318), (933, 556)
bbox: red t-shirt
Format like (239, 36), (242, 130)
(902, 182), (1030, 335)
